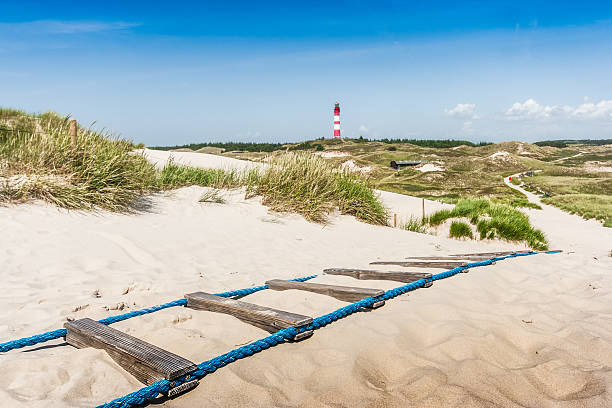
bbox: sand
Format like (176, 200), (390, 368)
(1, 152), (611, 407)
(416, 163), (445, 173)
(340, 159), (371, 173)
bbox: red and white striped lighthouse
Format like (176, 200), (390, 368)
(333, 102), (341, 139)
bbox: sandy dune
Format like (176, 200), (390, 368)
(0, 153), (611, 407)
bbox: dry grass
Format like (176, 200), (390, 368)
(1, 110), (388, 225)
(1, 110), (156, 211)
(543, 194), (612, 226)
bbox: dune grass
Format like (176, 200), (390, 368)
(449, 221), (473, 239)
(427, 198), (548, 249)
(162, 153), (388, 224)
(244, 153), (387, 224)
(400, 216), (428, 233)
(542, 194), (612, 227)
(1, 111), (388, 225)
(1, 110), (157, 211)
(158, 159), (241, 189)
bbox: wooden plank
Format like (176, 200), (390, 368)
(404, 255), (493, 261)
(323, 268), (433, 287)
(370, 261), (468, 268)
(265, 279), (385, 307)
(450, 251), (517, 256)
(185, 292), (313, 340)
(65, 318), (197, 388)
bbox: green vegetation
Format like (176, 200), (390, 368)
(427, 199), (548, 250)
(288, 141), (324, 151)
(352, 136), (492, 148)
(161, 152), (387, 224)
(1, 110), (388, 225)
(150, 141), (286, 153)
(509, 198), (542, 210)
(535, 139), (612, 146)
(400, 217), (428, 233)
(151, 137), (493, 153)
(542, 194), (612, 226)
(535, 141), (568, 148)
(1, 109), (156, 211)
(245, 153), (387, 224)
(449, 221), (473, 239)
(5, 107), (611, 227)
(158, 159), (241, 189)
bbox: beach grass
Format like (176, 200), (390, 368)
(427, 198), (548, 249)
(1, 110), (157, 211)
(244, 153), (387, 224)
(1, 111), (388, 225)
(400, 216), (428, 233)
(449, 220), (473, 239)
(542, 194), (612, 226)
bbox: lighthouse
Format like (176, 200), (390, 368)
(333, 102), (341, 139)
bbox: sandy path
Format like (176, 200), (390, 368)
(0, 153), (611, 407)
(552, 151), (585, 163)
(137, 148), (262, 171)
(505, 174), (612, 256)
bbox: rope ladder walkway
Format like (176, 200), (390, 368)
(0, 251), (559, 407)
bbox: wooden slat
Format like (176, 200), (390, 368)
(323, 268), (433, 287)
(450, 251), (517, 256)
(404, 255), (493, 261)
(370, 261), (468, 268)
(265, 279), (385, 304)
(65, 318), (197, 386)
(185, 292), (313, 340)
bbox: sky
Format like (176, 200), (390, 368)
(1, 1), (611, 145)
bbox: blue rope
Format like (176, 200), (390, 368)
(98, 251), (555, 408)
(0, 275), (318, 354)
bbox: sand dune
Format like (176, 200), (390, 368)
(1, 154), (611, 407)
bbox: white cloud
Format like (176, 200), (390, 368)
(504, 98), (612, 120)
(358, 124), (369, 133)
(571, 100), (612, 119)
(444, 103), (480, 119)
(462, 121), (473, 133)
(0, 20), (141, 35)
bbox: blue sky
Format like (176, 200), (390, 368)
(1, 1), (611, 145)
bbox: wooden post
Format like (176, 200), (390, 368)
(422, 198), (425, 220)
(69, 119), (77, 146)
(394, 213), (397, 228)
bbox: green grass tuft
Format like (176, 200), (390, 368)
(426, 198), (548, 249)
(400, 217), (428, 233)
(449, 221), (473, 239)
